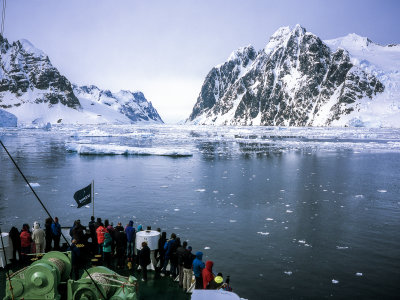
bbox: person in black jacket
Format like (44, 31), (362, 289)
(114, 225), (127, 269)
(182, 246), (196, 292)
(176, 240), (187, 287)
(88, 216), (97, 254)
(44, 218), (53, 252)
(138, 241), (151, 281)
(157, 231), (167, 272)
(8, 226), (21, 263)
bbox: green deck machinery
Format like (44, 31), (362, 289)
(3, 251), (71, 300)
(3, 251), (137, 300)
(67, 266), (137, 300)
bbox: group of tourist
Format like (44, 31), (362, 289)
(8, 217), (61, 262)
(7, 216), (232, 293)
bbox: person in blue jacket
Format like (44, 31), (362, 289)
(161, 233), (177, 275)
(125, 220), (136, 262)
(192, 251), (205, 289)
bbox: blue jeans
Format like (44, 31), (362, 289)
(127, 241), (134, 259)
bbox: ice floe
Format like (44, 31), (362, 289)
(284, 271), (292, 275)
(257, 232), (269, 236)
(27, 183), (40, 187)
(332, 279), (339, 284)
(377, 189), (387, 193)
(356, 272), (363, 276)
(66, 143), (193, 157)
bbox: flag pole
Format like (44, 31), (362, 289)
(92, 180), (94, 218)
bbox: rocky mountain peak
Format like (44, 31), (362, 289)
(188, 25), (390, 127)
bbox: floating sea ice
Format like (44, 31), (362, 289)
(355, 272), (363, 276)
(284, 271), (292, 275)
(70, 204), (76, 207)
(195, 189), (206, 192)
(286, 210), (293, 213)
(229, 193), (235, 196)
(285, 204), (290, 207)
(174, 208), (180, 211)
(213, 190), (219, 194)
(298, 240), (306, 244)
(160, 185), (168, 188)
(266, 218), (274, 221)
(332, 279), (339, 284)
(229, 220), (237, 223)
(377, 190), (387, 193)
(15, 216), (19, 219)
(204, 246), (210, 250)
(85, 205), (90, 208)
(280, 190), (285, 192)
(27, 183), (40, 187)
(257, 232), (269, 236)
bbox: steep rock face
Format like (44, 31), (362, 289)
(73, 85), (163, 123)
(0, 35), (80, 110)
(188, 25), (385, 126)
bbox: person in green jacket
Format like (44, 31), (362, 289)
(103, 232), (112, 268)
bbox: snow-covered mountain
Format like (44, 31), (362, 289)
(187, 25), (400, 127)
(73, 85), (163, 124)
(0, 35), (163, 126)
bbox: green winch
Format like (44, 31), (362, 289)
(3, 251), (71, 300)
(3, 251), (137, 300)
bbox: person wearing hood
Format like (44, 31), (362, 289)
(137, 224), (143, 232)
(202, 260), (215, 289)
(125, 220), (136, 261)
(103, 232), (112, 268)
(32, 222), (46, 254)
(192, 251), (205, 289)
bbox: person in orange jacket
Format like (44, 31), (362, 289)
(202, 260), (215, 289)
(96, 222), (107, 255)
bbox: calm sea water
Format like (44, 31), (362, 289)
(1, 125), (399, 299)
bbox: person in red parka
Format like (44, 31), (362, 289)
(96, 222), (107, 255)
(202, 260), (215, 289)
(20, 224), (32, 262)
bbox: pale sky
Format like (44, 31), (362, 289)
(4, 0), (400, 123)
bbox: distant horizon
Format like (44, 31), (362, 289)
(4, 0), (400, 123)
